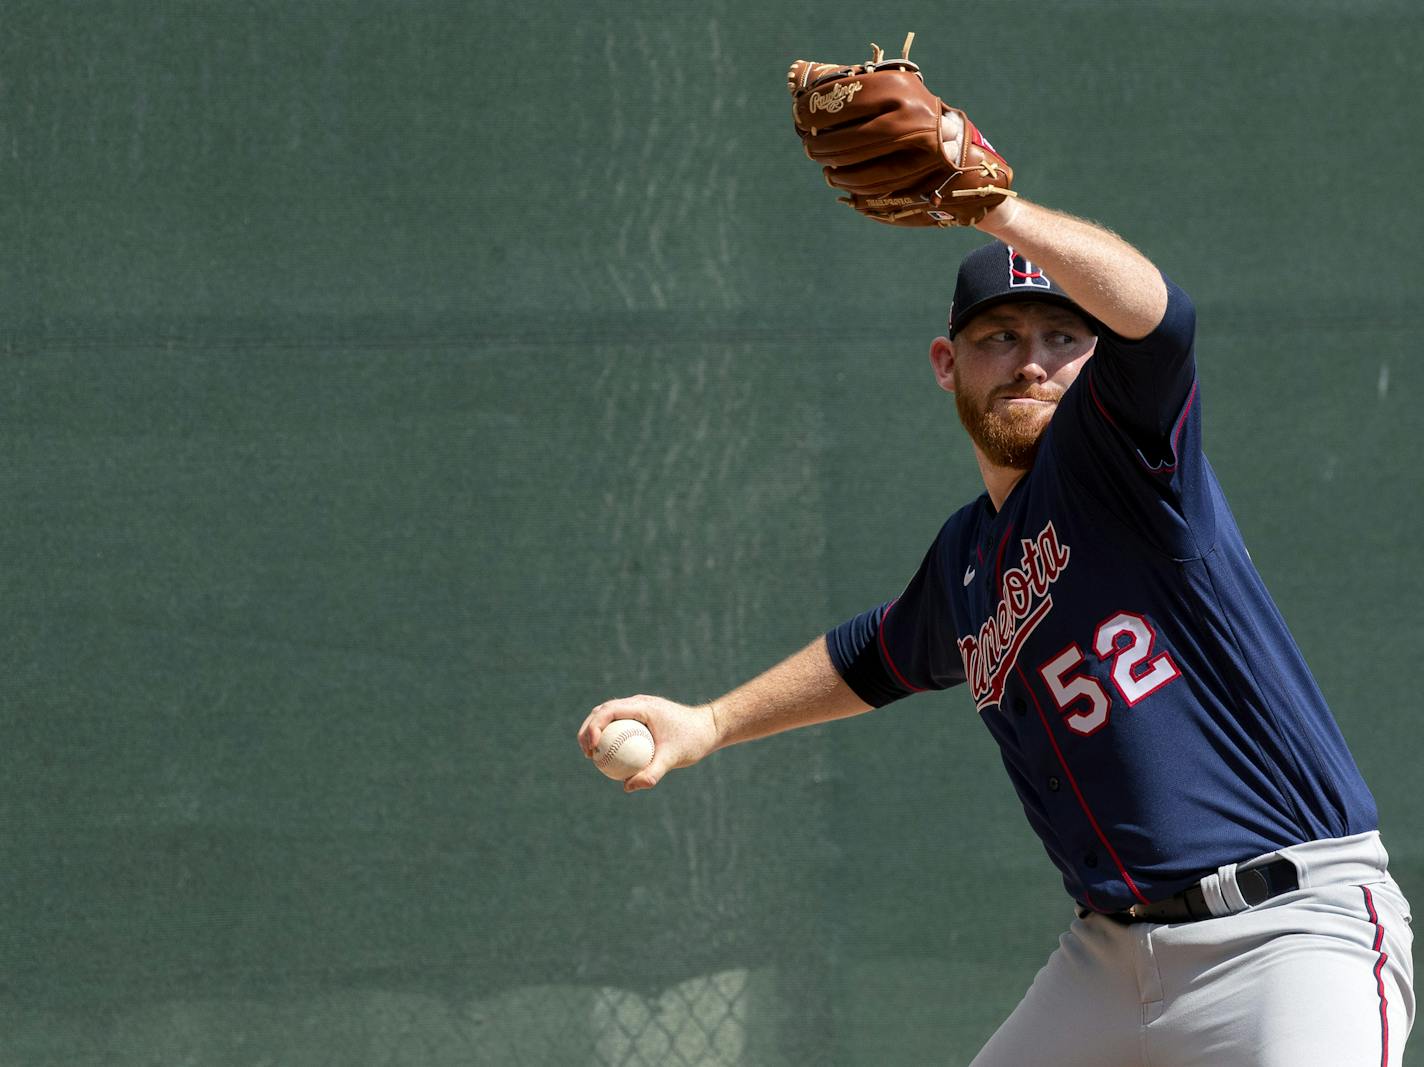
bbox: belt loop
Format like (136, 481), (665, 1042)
(1199, 862), (1247, 917)
(1220, 862), (1250, 913)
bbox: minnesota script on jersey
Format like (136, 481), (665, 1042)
(828, 278), (1377, 913)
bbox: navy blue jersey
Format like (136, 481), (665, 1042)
(827, 277), (1377, 912)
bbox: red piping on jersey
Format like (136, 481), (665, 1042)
(1086, 373), (1200, 476)
(1086, 374), (1120, 430)
(993, 524), (1015, 590)
(1016, 663), (1150, 905)
(878, 598), (927, 694)
(1360, 885), (1390, 1067)
(1163, 380), (1199, 472)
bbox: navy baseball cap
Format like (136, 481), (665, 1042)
(947, 241), (1095, 338)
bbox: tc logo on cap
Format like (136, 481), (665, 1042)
(1007, 247), (1052, 290)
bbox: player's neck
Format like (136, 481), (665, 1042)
(975, 450), (1030, 513)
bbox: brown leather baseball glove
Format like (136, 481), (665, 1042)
(787, 34), (1015, 227)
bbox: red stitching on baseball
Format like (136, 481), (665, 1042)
(598, 725), (648, 769)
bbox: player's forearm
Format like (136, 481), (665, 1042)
(708, 637), (872, 751)
(974, 198), (1167, 341)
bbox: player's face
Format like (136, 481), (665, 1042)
(930, 302), (1097, 470)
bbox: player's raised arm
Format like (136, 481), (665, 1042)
(578, 637), (871, 793)
(786, 37), (1166, 341)
(972, 198), (1167, 342)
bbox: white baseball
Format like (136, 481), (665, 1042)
(593, 719), (655, 781)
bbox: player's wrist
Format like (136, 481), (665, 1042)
(972, 194), (1024, 235)
(699, 700), (727, 751)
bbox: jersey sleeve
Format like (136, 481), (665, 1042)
(1079, 274), (1198, 468)
(1050, 275), (1213, 551)
(825, 529), (966, 708)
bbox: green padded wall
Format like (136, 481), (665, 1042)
(3, 2), (1420, 1063)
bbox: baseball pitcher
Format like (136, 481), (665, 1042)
(578, 37), (1414, 1065)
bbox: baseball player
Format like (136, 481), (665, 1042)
(578, 41), (1414, 1065)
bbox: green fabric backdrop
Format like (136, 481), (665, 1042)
(3, 2), (1419, 1063)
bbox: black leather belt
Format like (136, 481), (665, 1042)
(1103, 858), (1299, 925)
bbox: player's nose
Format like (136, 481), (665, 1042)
(1014, 345), (1050, 383)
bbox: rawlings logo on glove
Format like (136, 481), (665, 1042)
(786, 34), (1016, 228)
(808, 82), (864, 114)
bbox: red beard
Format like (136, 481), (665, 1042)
(954, 382), (1060, 471)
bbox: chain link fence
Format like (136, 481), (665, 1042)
(0, 969), (781, 1066)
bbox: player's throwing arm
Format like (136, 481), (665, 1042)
(578, 639), (871, 792)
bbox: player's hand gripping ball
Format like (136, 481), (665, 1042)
(786, 33), (1015, 227)
(592, 720), (656, 781)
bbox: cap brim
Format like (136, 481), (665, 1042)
(949, 292), (1097, 339)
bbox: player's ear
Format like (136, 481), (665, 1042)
(929, 335), (956, 393)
